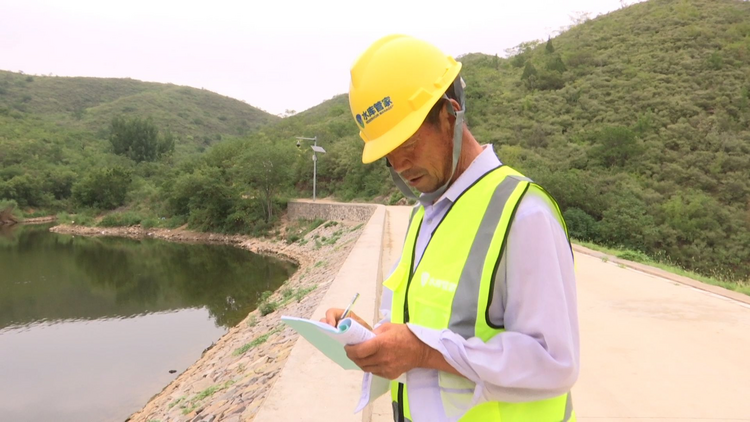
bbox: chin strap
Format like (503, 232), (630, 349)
(388, 77), (466, 204)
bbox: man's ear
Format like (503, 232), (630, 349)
(446, 98), (462, 113)
(440, 98), (461, 133)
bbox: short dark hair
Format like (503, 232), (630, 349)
(424, 77), (460, 126)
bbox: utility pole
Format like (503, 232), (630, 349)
(295, 136), (326, 201)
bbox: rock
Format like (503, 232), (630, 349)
(191, 377), (213, 392)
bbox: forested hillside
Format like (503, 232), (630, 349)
(457, 0), (750, 281)
(2, 0), (749, 283)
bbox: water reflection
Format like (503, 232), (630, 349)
(0, 223), (297, 422)
(0, 224), (297, 330)
(0, 310), (224, 422)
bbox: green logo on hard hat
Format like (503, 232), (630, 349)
(358, 96), (393, 127)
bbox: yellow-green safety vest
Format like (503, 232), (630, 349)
(383, 165), (575, 422)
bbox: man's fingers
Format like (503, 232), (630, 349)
(360, 366), (399, 380)
(360, 364), (382, 375)
(345, 338), (380, 361)
(323, 308), (343, 327)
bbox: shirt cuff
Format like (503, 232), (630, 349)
(406, 324), (478, 382)
(406, 324), (488, 407)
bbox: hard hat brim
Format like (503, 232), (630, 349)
(360, 104), (428, 164)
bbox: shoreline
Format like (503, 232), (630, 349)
(49, 224), (306, 267)
(50, 220), (366, 421)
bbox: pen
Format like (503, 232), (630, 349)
(339, 292), (360, 324)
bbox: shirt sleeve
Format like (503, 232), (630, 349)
(407, 190), (580, 403)
(375, 259), (398, 328)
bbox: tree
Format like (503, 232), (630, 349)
(587, 126), (643, 168)
(506, 40), (541, 68)
(563, 207), (599, 241)
(236, 139), (293, 223)
(546, 38), (556, 54)
(521, 62), (538, 90)
(109, 116), (174, 163)
(72, 167), (132, 209)
(546, 55), (568, 73)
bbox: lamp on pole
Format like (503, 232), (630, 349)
(295, 136), (326, 201)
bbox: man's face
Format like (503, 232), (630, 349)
(385, 109), (453, 194)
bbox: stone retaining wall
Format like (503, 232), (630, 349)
(288, 200), (376, 222)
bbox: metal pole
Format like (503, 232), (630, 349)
(295, 136), (321, 202)
(313, 155), (317, 202)
(313, 136), (317, 201)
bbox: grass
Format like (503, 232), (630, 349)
(182, 402), (200, 415)
(233, 326), (284, 356)
(56, 210), (96, 226)
(98, 211), (144, 227)
(285, 218), (326, 244)
(193, 385), (220, 401)
(293, 286), (316, 302)
(246, 314), (259, 327)
(574, 240), (750, 296)
(278, 285), (317, 306)
(256, 290), (279, 316)
(320, 229), (344, 247)
(258, 300), (278, 316)
(180, 380), (237, 415)
(168, 396), (185, 409)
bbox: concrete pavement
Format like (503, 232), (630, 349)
(254, 206), (386, 422)
(368, 206), (412, 422)
(374, 207), (750, 421)
(573, 252), (750, 421)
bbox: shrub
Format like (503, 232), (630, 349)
(617, 250), (650, 263)
(564, 207), (599, 241)
(98, 212), (143, 227)
(259, 300), (278, 316)
(140, 218), (158, 229)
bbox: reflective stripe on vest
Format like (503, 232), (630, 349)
(384, 165), (574, 422)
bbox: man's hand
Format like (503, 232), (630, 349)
(320, 308), (373, 331)
(344, 323), (430, 380)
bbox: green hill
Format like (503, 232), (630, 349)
(0, 71), (279, 216)
(452, 0), (750, 281)
(1, 0), (749, 284)
(0, 70), (278, 146)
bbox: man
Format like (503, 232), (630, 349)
(323, 34), (579, 422)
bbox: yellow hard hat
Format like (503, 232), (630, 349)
(349, 35), (462, 164)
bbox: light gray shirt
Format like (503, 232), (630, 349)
(379, 145), (580, 421)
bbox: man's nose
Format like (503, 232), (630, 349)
(386, 152), (410, 174)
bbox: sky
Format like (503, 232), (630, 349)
(0, 0), (643, 116)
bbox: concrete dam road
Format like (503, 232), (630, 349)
(373, 206), (750, 422)
(574, 252), (750, 421)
